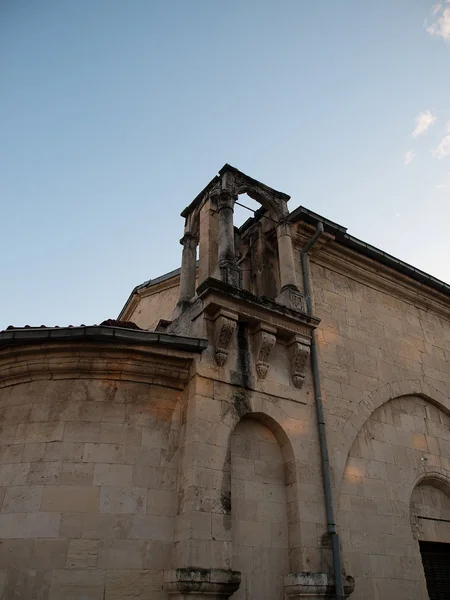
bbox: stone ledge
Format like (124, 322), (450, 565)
(284, 572), (355, 599)
(164, 568), (241, 598)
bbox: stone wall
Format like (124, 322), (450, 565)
(128, 282), (180, 330)
(309, 250), (450, 600)
(0, 378), (181, 599)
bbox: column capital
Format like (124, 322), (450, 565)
(180, 232), (198, 248)
(276, 218), (292, 238)
(216, 189), (237, 212)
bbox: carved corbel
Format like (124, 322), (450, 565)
(213, 310), (238, 367)
(253, 324), (277, 379)
(289, 336), (310, 388)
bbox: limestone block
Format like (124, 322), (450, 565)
(100, 422), (142, 445)
(97, 539), (145, 569)
(22, 442), (46, 462)
(49, 569), (105, 600)
(45, 441), (85, 461)
(133, 466), (177, 490)
(61, 462), (95, 485)
(27, 460), (62, 484)
(15, 422), (64, 444)
(41, 485), (99, 513)
(105, 569), (165, 600)
(143, 540), (172, 570)
(0, 512), (60, 538)
(83, 443), (127, 464)
(79, 402), (125, 423)
(99, 486), (147, 514)
(130, 515), (173, 541)
(2, 485), (44, 513)
(0, 464), (31, 486)
(67, 539), (99, 568)
(125, 446), (161, 467)
(64, 421), (101, 442)
(82, 513), (132, 539)
(3, 568), (52, 599)
(59, 512), (84, 538)
(30, 539), (69, 569)
(0, 539), (33, 568)
(147, 489), (177, 516)
(0, 444), (24, 464)
(0, 426), (18, 446)
(93, 464), (133, 487)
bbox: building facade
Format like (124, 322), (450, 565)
(1, 165), (449, 599)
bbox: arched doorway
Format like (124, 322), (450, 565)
(411, 478), (450, 599)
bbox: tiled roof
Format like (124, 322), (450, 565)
(3, 320), (141, 333)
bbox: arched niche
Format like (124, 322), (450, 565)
(229, 412), (300, 600)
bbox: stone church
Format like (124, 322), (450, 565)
(0, 164), (449, 599)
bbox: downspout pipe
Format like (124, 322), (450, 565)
(301, 222), (345, 600)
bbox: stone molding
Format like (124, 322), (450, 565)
(289, 336), (311, 388)
(284, 572), (355, 599)
(198, 278), (319, 340)
(311, 241), (450, 319)
(180, 231), (199, 249)
(164, 568), (241, 599)
(213, 310), (238, 367)
(0, 341), (197, 390)
(252, 324), (277, 379)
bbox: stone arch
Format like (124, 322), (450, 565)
(336, 380), (450, 494)
(409, 471), (450, 599)
(338, 392), (450, 599)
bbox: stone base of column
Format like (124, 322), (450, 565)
(284, 573), (355, 599)
(276, 285), (305, 312)
(164, 568), (241, 599)
(219, 262), (241, 288)
(173, 299), (192, 320)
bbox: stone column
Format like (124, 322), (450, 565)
(177, 232), (198, 310)
(277, 218), (298, 292)
(276, 203), (304, 310)
(217, 190), (240, 287)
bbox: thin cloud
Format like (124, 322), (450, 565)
(427, 4), (450, 39)
(412, 110), (436, 137)
(404, 151), (415, 165)
(432, 123), (450, 159)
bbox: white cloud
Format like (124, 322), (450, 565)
(404, 150), (415, 165)
(432, 3), (443, 17)
(432, 123), (450, 159)
(427, 6), (450, 39)
(412, 110), (436, 137)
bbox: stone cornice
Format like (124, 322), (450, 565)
(312, 241), (450, 319)
(197, 277), (319, 340)
(0, 326), (207, 390)
(0, 341), (196, 390)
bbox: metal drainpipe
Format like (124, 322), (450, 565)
(301, 222), (345, 600)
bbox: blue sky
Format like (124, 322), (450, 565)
(2, 1), (450, 329)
